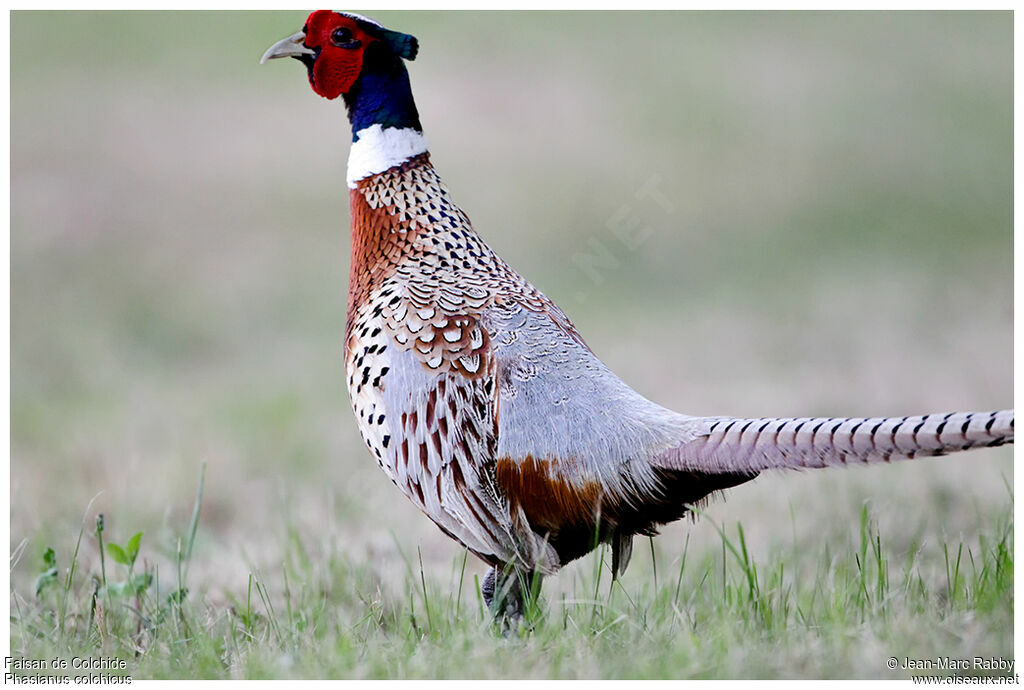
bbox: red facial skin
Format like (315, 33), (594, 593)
(303, 10), (377, 100)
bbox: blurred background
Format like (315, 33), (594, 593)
(11, 10), (1011, 626)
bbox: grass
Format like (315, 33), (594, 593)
(10, 489), (1013, 679)
(10, 11), (1012, 679)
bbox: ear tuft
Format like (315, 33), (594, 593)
(379, 29), (418, 61)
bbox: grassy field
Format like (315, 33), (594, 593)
(10, 11), (1012, 679)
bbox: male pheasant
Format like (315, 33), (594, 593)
(262, 11), (1014, 619)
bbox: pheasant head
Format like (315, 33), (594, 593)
(262, 10), (417, 100)
(262, 11), (426, 186)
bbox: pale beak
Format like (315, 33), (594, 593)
(260, 31), (315, 64)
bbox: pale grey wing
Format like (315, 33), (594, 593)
(374, 340), (553, 567)
(656, 410), (1014, 474)
(484, 301), (732, 575)
(485, 303), (707, 496)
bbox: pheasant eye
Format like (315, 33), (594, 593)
(331, 27), (359, 48)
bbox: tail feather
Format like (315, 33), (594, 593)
(661, 409), (1013, 475)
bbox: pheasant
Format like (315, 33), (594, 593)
(262, 11), (1014, 619)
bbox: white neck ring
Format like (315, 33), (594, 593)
(347, 124), (429, 188)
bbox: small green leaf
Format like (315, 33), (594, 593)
(106, 543), (129, 566)
(129, 573), (153, 595)
(126, 532), (144, 564)
(167, 588), (188, 604)
(35, 568), (58, 597)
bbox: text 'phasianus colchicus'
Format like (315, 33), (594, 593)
(262, 11), (1013, 620)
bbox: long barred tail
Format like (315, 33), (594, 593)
(661, 410), (1013, 475)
